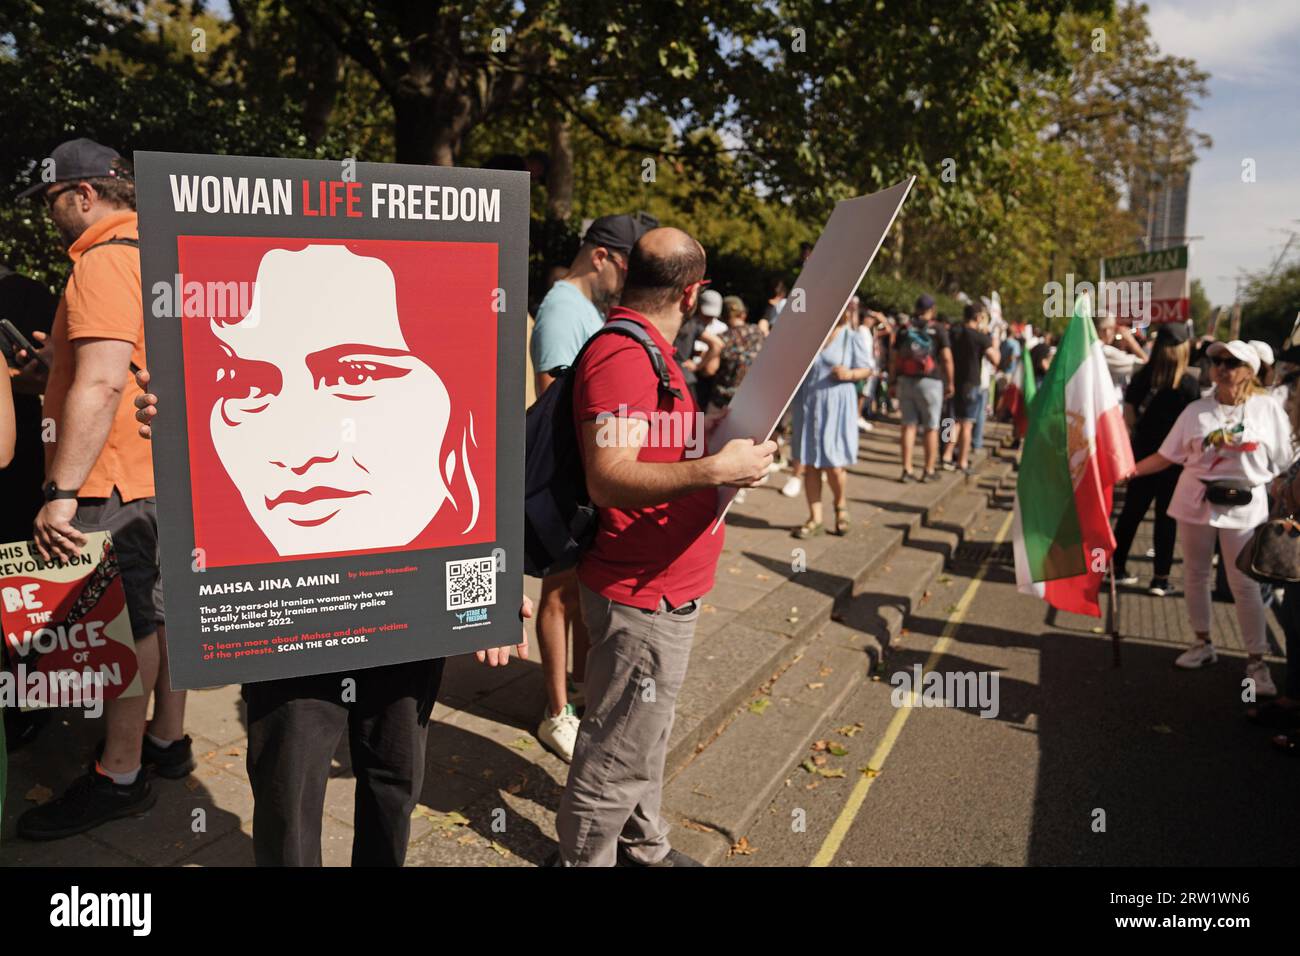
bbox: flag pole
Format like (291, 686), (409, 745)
(1107, 558), (1122, 667)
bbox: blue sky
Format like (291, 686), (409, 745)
(1147, 0), (1300, 305)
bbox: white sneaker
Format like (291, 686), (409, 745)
(1246, 660), (1278, 698)
(781, 476), (803, 498)
(857, 417), (874, 431)
(1114, 572), (1138, 586)
(1174, 641), (1217, 669)
(767, 461), (786, 475)
(537, 704), (581, 763)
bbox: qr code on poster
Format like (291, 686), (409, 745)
(445, 556), (497, 611)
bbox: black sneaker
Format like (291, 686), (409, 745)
(16, 767), (155, 841)
(143, 734), (197, 779)
(901, 471), (918, 484)
(921, 470), (937, 483)
(617, 846), (704, 867)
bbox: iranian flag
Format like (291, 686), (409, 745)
(1013, 295), (1135, 616)
(1001, 342), (1036, 439)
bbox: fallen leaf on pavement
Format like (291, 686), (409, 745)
(681, 819), (717, 833)
(419, 808), (470, 830)
(1152, 724), (1173, 734)
(812, 755), (828, 767)
(490, 841), (510, 858)
(812, 739), (829, 752)
(25, 784), (53, 804)
(859, 766), (880, 778)
(729, 836), (755, 856)
(835, 722), (864, 737)
(508, 737), (537, 750)
(806, 681), (825, 690)
(748, 697), (771, 715)
(828, 743), (848, 757)
(818, 768), (846, 779)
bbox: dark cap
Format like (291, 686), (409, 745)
(915, 293), (936, 313)
(18, 138), (126, 199)
(582, 213), (657, 256)
(1155, 320), (1191, 345)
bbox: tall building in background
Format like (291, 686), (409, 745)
(1131, 167), (1191, 251)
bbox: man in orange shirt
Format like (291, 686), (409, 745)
(15, 139), (191, 840)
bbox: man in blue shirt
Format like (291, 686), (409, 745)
(529, 213), (653, 761)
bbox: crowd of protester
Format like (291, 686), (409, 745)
(3, 136), (1297, 871)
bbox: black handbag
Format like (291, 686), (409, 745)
(1236, 512), (1300, 583)
(1202, 480), (1254, 506)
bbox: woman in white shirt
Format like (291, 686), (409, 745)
(1129, 340), (1293, 695)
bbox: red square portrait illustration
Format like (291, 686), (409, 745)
(175, 236), (498, 568)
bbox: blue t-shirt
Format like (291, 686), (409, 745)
(530, 280), (605, 373)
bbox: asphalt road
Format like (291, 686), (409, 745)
(727, 496), (1299, 867)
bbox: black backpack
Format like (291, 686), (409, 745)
(524, 318), (683, 578)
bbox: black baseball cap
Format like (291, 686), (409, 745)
(582, 212), (658, 256)
(915, 293), (936, 313)
(1155, 320), (1191, 344)
(18, 138), (127, 200)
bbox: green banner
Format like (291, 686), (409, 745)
(1103, 245), (1188, 279)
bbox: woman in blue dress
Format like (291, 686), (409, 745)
(791, 304), (876, 537)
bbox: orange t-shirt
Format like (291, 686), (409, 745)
(42, 210), (154, 501)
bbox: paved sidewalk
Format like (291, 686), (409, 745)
(9, 418), (1262, 867)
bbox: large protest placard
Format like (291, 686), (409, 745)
(1, 534), (142, 708)
(134, 152), (527, 689)
(709, 178), (914, 524)
(1101, 244), (1190, 325)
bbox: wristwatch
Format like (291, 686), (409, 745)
(42, 481), (79, 502)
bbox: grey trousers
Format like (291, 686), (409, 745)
(555, 582), (700, 866)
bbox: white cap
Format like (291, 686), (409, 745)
(699, 289), (723, 318)
(1207, 340), (1261, 374)
(1248, 339), (1275, 368)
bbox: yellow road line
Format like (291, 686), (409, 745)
(809, 509), (1015, 867)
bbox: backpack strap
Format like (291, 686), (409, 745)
(74, 236), (143, 375)
(555, 318), (684, 402)
(82, 237), (140, 254)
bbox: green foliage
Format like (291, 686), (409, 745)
(0, 0), (1210, 334)
(1240, 263), (1300, 346)
(856, 272), (962, 320)
(1189, 278), (1210, 329)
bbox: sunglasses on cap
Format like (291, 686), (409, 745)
(1211, 355), (1245, 370)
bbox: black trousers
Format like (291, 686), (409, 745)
(1112, 468), (1180, 578)
(243, 658), (445, 867)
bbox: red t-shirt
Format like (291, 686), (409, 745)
(573, 307), (724, 609)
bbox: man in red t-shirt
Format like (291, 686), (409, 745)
(553, 227), (776, 866)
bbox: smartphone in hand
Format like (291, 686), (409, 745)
(0, 318), (49, 369)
